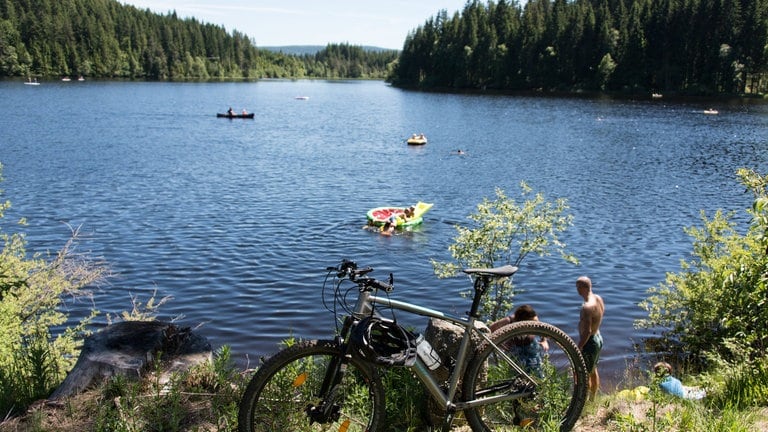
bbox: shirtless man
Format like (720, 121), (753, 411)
(576, 276), (604, 401)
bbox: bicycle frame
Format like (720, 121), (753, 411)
(237, 259), (588, 432)
(351, 289), (539, 413)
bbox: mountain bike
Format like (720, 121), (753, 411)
(238, 259), (587, 432)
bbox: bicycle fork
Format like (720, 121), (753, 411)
(307, 319), (357, 425)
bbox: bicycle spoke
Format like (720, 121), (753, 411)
(464, 321), (587, 431)
(238, 340), (384, 432)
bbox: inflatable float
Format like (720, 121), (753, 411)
(406, 134), (427, 145)
(366, 202), (434, 227)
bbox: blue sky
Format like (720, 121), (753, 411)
(120, 1), (470, 50)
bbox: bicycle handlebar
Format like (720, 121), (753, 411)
(330, 259), (394, 292)
(330, 258), (519, 299)
(365, 277), (393, 292)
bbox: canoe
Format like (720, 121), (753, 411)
(366, 202), (434, 227)
(407, 136), (427, 145)
(217, 113), (254, 119)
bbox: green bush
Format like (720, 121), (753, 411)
(637, 168), (768, 368)
(432, 182), (578, 321)
(0, 164), (108, 416)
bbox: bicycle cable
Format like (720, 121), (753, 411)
(320, 268), (335, 315)
(321, 267), (361, 335)
(321, 267), (345, 336)
(321, 262), (403, 334)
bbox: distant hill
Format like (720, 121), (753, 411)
(261, 45), (398, 56)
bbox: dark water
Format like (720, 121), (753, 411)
(1, 79), (767, 386)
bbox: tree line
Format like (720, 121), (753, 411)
(389, 0), (768, 95)
(0, 0), (397, 80)
(2, 0), (765, 93)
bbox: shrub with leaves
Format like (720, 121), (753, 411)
(432, 182), (578, 321)
(0, 164), (109, 416)
(637, 168), (768, 368)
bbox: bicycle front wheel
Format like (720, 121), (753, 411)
(238, 339), (385, 432)
(463, 321), (588, 431)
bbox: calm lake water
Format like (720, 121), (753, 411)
(1, 79), (767, 386)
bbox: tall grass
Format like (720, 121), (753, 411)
(380, 367), (429, 431)
(0, 331), (60, 419)
(706, 357), (768, 410)
(89, 346), (244, 432)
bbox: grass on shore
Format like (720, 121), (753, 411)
(575, 393), (768, 432)
(1, 349), (767, 432)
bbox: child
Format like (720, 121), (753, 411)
(490, 305), (548, 375)
(653, 362), (706, 400)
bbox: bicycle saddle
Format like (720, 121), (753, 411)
(463, 265), (518, 277)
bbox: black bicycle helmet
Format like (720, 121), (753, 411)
(350, 316), (418, 367)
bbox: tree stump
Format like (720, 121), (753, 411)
(49, 320), (212, 399)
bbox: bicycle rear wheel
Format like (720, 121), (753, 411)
(238, 339), (385, 432)
(463, 321), (587, 431)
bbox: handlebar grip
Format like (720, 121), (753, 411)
(371, 280), (393, 292)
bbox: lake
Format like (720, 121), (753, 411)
(1, 79), (767, 387)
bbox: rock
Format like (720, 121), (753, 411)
(49, 321), (212, 399)
(422, 317), (490, 427)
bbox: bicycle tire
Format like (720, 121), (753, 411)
(238, 339), (385, 432)
(462, 321), (588, 431)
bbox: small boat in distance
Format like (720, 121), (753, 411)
(651, 92), (663, 99)
(295, 96), (309, 100)
(217, 112), (255, 119)
(62, 77), (71, 82)
(24, 77), (40, 86)
(407, 133), (427, 145)
(703, 108), (719, 115)
(78, 76), (85, 81)
(219, 107), (254, 119)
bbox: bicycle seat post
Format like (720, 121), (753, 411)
(468, 275), (490, 319)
